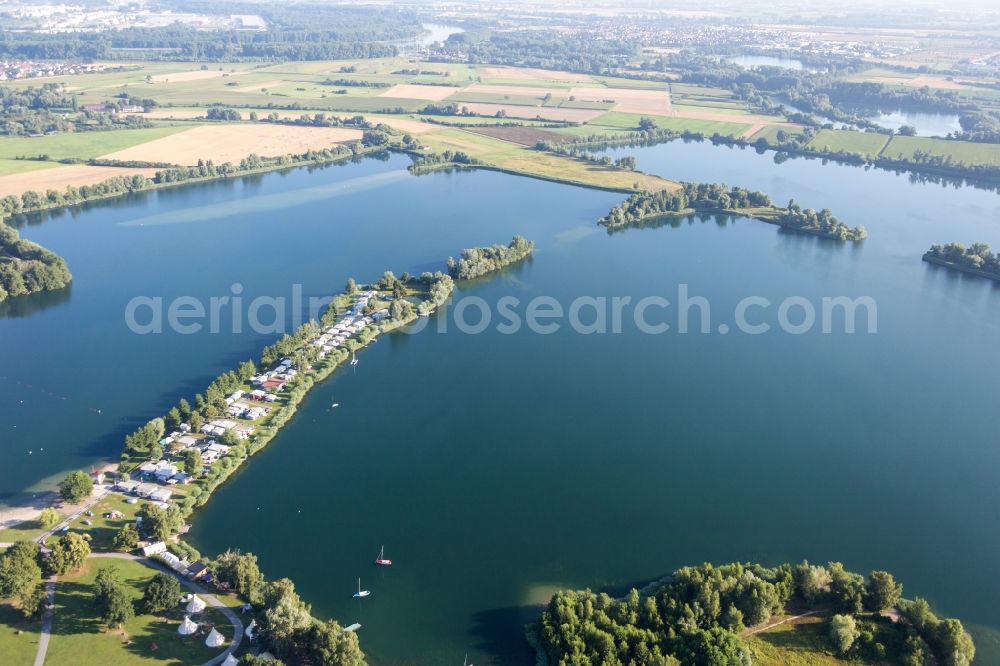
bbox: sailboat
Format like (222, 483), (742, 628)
(350, 351), (358, 366)
(375, 545), (392, 566)
(353, 577), (371, 598)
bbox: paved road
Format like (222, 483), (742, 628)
(29, 551), (243, 666)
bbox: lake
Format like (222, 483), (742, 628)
(866, 109), (964, 137)
(6, 143), (1000, 664)
(728, 55), (822, 72)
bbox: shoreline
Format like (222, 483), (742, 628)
(922, 254), (1000, 282)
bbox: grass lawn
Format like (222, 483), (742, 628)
(0, 513), (63, 543)
(882, 135), (1000, 166)
(806, 129), (890, 156)
(61, 493), (142, 552)
(584, 111), (752, 137)
(0, 126), (190, 162)
(748, 125), (806, 143)
(745, 617), (846, 666)
(446, 91), (544, 106)
(0, 600), (42, 666)
(0, 158), (58, 176)
(47, 558), (232, 666)
(420, 126), (679, 192)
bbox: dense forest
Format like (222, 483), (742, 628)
(0, 222), (71, 302)
(531, 561), (974, 666)
(432, 30), (637, 74)
(447, 235), (535, 279)
(924, 242), (1000, 279)
(599, 185), (866, 240)
(0, 4), (421, 61)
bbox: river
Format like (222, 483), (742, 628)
(5, 143), (1000, 664)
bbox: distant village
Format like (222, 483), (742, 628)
(0, 59), (110, 81)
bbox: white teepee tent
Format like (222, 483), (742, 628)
(244, 618), (257, 639)
(222, 654), (240, 666)
(178, 615), (198, 636)
(186, 594), (207, 614)
(205, 627), (227, 648)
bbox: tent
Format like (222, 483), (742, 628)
(244, 618), (257, 639)
(178, 615), (198, 636)
(222, 655), (239, 666)
(205, 627), (227, 648)
(186, 594), (206, 614)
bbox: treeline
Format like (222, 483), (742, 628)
(923, 242), (1000, 280)
(0, 144), (381, 219)
(0, 5), (420, 61)
(0, 222), (71, 302)
(408, 149), (482, 173)
(209, 550), (365, 665)
(321, 78), (391, 89)
(447, 235), (535, 280)
(780, 199), (868, 241)
(430, 29), (637, 75)
(531, 561), (974, 666)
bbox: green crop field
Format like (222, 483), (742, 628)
(883, 135), (1000, 166)
(582, 111), (752, 137)
(0, 125), (191, 163)
(806, 129), (890, 155)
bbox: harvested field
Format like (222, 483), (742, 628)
(150, 69), (227, 84)
(458, 103), (604, 122)
(378, 84), (460, 101)
(368, 116), (437, 134)
(476, 66), (594, 82)
(465, 84), (570, 98)
(100, 124), (363, 165)
(0, 165), (158, 197)
(232, 80), (286, 93)
(465, 126), (574, 146)
(569, 87), (672, 115)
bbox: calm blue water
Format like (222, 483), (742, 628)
(5, 143), (1000, 664)
(866, 109), (964, 137)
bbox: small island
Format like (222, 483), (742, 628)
(599, 184), (867, 241)
(923, 242), (1000, 281)
(528, 560), (974, 666)
(447, 235), (535, 280)
(0, 223), (71, 302)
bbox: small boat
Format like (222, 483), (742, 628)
(345, 623), (362, 632)
(350, 351), (358, 366)
(375, 545), (392, 566)
(331, 403), (340, 408)
(353, 577), (371, 598)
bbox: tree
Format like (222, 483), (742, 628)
(305, 619), (366, 666)
(213, 550), (265, 604)
(112, 523), (140, 552)
(829, 614), (859, 654)
(137, 503), (181, 542)
(38, 507), (60, 529)
(143, 572), (181, 614)
(94, 566), (134, 628)
(0, 541), (42, 617)
(165, 406), (182, 431)
(935, 618), (975, 666)
(48, 532), (91, 575)
(59, 470), (93, 503)
(181, 447), (203, 475)
(261, 581), (312, 656)
(828, 562), (864, 613)
(864, 571), (902, 612)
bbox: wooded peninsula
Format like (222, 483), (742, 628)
(529, 561), (974, 666)
(599, 184), (868, 241)
(923, 242), (1000, 281)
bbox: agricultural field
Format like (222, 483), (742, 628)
(100, 124), (363, 165)
(806, 129), (891, 155)
(0, 126), (190, 174)
(882, 135), (1000, 166)
(47, 558), (233, 666)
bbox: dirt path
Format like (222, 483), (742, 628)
(743, 608), (829, 637)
